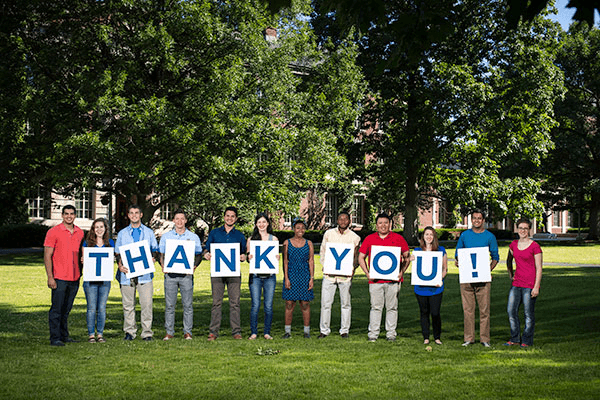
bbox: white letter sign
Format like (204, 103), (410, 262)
(249, 240), (279, 274)
(211, 243), (241, 277)
(457, 247), (492, 284)
(322, 243), (355, 276)
(164, 239), (195, 275)
(369, 245), (401, 281)
(119, 240), (156, 279)
(411, 251), (443, 286)
(83, 247), (114, 282)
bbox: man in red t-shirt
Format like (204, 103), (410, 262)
(358, 213), (410, 342)
(44, 205), (84, 346)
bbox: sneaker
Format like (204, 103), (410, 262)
(503, 341), (518, 346)
(50, 340), (65, 347)
(481, 342), (491, 348)
(207, 333), (217, 341)
(124, 333), (134, 341)
(368, 337), (377, 342)
(142, 336), (153, 341)
(462, 341), (474, 346)
(303, 332), (311, 339)
(317, 333), (328, 339)
(184, 333), (192, 340)
(386, 337), (396, 342)
(163, 334), (174, 341)
(520, 343), (530, 348)
(63, 337), (79, 343)
(340, 333), (349, 339)
(282, 332), (291, 339)
(233, 334), (243, 340)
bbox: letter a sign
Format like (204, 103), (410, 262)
(211, 243), (241, 277)
(164, 239), (195, 274)
(322, 243), (354, 276)
(411, 251), (443, 286)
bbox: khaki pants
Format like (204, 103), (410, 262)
(120, 280), (153, 339)
(368, 282), (400, 340)
(460, 282), (491, 343)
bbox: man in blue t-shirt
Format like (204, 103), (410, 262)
(455, 210), (499, 348)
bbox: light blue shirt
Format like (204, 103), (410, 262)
(115, 224), (159, 285)
(159, 228), (203, 255)
(455, 229), (500, 261)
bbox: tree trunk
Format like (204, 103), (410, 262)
(588, 191), (600, 240)
(403, 169), (420, 246)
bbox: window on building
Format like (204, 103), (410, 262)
(27, 188), (51, 219)
(160, 202), (177, 220)
(553, 210), (561, 227)
(437, 203), (447, 226)
(352, 195), (364, 225)
(74, 189), (94, 219)
(325, 193), (339, 225)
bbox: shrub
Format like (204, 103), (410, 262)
(0, 224), (51, 248)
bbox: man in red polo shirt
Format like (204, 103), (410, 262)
(44, 204), (85, 346)
(358, 213), (410, 342)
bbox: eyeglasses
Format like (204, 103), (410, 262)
(517, 227), (529, 231)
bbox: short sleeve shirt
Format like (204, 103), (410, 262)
(44, 223), (84, 281)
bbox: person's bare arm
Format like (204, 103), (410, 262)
(44, 246), (56, 289)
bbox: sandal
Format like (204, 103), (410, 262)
(97, 336), (106, 343)
(264, 334), (273, 340)
(435, 339), (442, 345)
(423, 339), (430, 345)
(88, 336), (96, 343)
(248, 334), (258, 340)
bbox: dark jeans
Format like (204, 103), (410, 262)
(415, 292), (443, 340)
(49, 279), (79, 342)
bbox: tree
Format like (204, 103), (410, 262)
(312, 0), (564, 244)
(543, 23), (600, 239)
(2, 0), (365, 224)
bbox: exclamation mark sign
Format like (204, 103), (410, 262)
(470, 253), (478, 278)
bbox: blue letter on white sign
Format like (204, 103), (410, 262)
(255, 246), (276, 270)
(372, 251), (398, 275)
(124, 247), (151, 274)
(330, 248), (351, 271)
(167, 245), (191, 270)
(215, 249), (236, 272)
(89, 252), (109, 276)
(416, 255), (437, 281)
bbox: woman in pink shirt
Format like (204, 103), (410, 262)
(504, 218), (543, 347)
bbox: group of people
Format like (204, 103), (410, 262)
(43, 205), (542, 348)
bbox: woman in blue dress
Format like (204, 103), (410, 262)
(412, 226), (447, 345)
(282, 218), (314, 338)
(82, 218), (114, 343)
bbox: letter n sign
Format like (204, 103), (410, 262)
(457, 247), (492, 284)
(119, 240), (156, 279)
(249, 240), (279, 275)
(164, 239), (195, 275)
(369, 245), (402, 281)
(211, 243), (241, 277)
(83, 247), (114, 281)
(411, 251), (443, 286)
(322, 243), (355, 276)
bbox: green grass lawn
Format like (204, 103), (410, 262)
(0, 247), (599, 400)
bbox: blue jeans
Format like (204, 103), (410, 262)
(249, 274), (276, 335)
(83, 281), (111, 336)
(507, 286), (537, 346)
